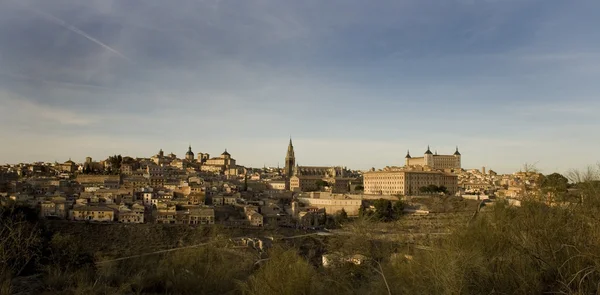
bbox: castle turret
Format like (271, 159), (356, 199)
(405, 150), (411, 166)
(424, 145), (433, 167)
(454, 146), (461, 168)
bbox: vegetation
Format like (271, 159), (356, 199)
(315, 180), (330, 190)
(418, 184), (448, 194)
(4, 165), (600, 294)
(359, 199), (405, 221)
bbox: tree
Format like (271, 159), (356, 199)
(355, 185), (364, 192)
(0, 205), (43, 279)
(392, 201), (405, 219)
(241, 248), (323, 295)
(334, 208), (349, 225)
(358, 206), (369, 218)
(427, 184), (439, 194)
(438, 185), (448, 194)
(315, 180), (329, 190)
(373, 199), (393, 221)
(541, 172), (569, 202)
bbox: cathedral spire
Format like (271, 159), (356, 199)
(286, 138), (295, 157)
(284, 137), (296, 177)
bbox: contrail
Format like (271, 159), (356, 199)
(14, 2), (131, 61)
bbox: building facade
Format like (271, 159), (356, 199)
(405, 146), (461, 170)
(284, 139), (352, 193)
(294, 192), (363, 216)
(201, 150), (237, 175)
(363, 169), (458, 196)
(71, 206), (115, 222)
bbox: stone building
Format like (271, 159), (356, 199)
(284, 139), (352, 193)
(405, 146), (461, 170)
(294, 192), (362, 216)
(200, 150), (237, 176)
(71, 206), (115, 222)
(57, 159), (77, 173)
(40, 198), (67, 219)
(363, 168), (458, 196)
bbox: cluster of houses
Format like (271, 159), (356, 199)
(0, 158), (366, 229)
(456, 167), (545, 199)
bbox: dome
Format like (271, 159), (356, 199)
(186, 145), (194, 156)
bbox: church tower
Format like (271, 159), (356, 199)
(284, 138), (296, 177)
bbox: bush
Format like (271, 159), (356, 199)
(240, 247), (323, 295)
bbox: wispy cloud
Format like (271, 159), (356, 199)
(0, 91), (97, 126)
(12, 1), (131, 62)
(0, 0), (599, 173)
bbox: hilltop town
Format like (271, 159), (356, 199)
(0, 139), (561, 228)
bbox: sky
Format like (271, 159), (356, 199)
(0, 0), (599, 174)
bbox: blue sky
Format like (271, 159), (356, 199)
(0, 0), (599, 174)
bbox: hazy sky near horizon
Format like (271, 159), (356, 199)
(0, 0), (599, 174)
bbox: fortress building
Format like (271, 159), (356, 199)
(363, 169), (458, 196)
(405, 146), (461, 170)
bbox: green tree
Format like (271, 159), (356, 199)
(541, 173), (569, 201)
(334, 208), (349, 225)
(438, 185), (448, 194)
(427, 184), (439, 193)
(392, 200), (405, 219)
(241, 248), (323, 295)
(373, 199), (393, 221)
(315, 180), (329, 190)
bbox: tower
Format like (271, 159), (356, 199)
(454, 146), (461, 169)
(404, 150), (411, 166)
(285, 138), (295, 177)
(424, 145), (433, 167)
